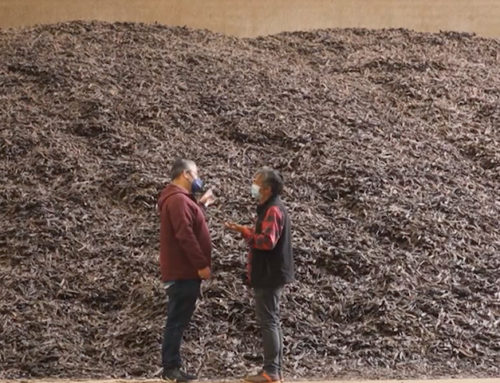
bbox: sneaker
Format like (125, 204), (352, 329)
(161, 367), (197, 382)
(243, 370), (280, 383)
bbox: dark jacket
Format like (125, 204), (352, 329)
(158, 184), (211, 281)
(251, 196), (294, 288)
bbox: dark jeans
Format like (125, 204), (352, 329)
(162, 279), (201, 370)
(254, 286), (284, 376)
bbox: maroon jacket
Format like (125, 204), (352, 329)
(158, 184), (212, 281)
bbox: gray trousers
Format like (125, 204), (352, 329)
(254, 287), (284, 375)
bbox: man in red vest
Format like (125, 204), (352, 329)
(226, 167), (294, 383)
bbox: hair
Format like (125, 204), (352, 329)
(170, 158), (196, 180)
(255, 167), (284, 196)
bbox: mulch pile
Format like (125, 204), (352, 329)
(0, 21), (499, 379)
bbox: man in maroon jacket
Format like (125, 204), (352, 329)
(158, 159), (214, 382)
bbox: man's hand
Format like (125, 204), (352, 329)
(224, 222), (244, 233)
(224, 222), (252, 236)
(198, 266), (211, 280)
(199, 189), (215, 207)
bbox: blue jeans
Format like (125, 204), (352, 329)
(162, 279), (201, 370)
(254, 287), (283, 376)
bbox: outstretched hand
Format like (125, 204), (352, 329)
(224, 222), (248, 234)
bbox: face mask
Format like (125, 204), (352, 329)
(187, 171), (204, 194)
(191, 178), (204, 194)
(251, 183), (261, 200)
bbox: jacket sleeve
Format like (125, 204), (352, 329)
(242, 206), (284, 250)
(168, 196), (209, 270)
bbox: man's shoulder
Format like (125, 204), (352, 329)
(163, 192), (188, 207)
(167, 192), (200, 212)
(269, 200), (290, 222)
(264, 205), (284, 221)
(268, 199), (287, 212)
(267, 205), (282, 213)
(170, 191), (194, 202)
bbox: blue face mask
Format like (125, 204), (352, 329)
(251, 183), (261, 200)
(187, 171), (204, 194)
(191, 177), (204, 194)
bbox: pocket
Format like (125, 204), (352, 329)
(166, 282), (177, 299)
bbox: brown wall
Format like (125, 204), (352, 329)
(1, 0), (499, 38)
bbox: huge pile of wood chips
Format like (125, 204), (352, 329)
(0, 21), (499, 379)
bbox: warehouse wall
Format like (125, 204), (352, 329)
(0, 0), (499, 38)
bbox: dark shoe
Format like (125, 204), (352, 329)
(162, 367), (197, 382)
(244, 370), (280, 383)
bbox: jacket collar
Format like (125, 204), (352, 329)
(257, 195), (279, 215)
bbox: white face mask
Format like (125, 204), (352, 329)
(251, 183), (261, 200)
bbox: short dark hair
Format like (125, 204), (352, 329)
(170, 159), (195, 180)
(255, 167), (284, 196)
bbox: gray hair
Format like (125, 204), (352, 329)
(255, 167), (284, 196)
(170, 159), (196, 180)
